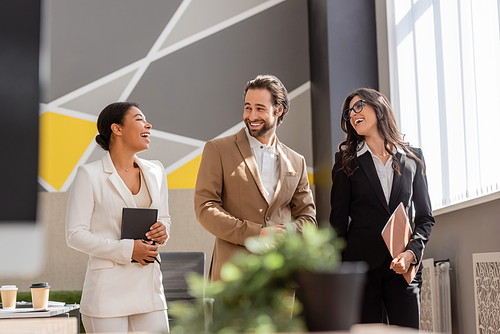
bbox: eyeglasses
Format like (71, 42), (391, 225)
(343, 99), (366, 121)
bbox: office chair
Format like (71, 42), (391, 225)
(159, 252), (213, 328)
(159, 252), (206, 303)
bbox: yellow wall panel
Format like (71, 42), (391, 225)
(307, 172), (314, 186)
(167, 155), (202, 189)
(39, 112), (97, 191)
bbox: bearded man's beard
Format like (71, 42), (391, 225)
(244, 116), (277, 138)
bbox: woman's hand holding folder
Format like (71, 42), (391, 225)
(146, 221), (168, 244)
(132, 240), (159, 266)
(390, 250), (415, 274)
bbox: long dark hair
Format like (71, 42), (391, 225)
(338, 88), (424, 176)
(95, 102), (139, 151)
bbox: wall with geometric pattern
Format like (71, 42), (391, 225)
(30, 0), (314, 291)
(39, 0), (313, 193)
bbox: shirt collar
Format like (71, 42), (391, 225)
(244, 127), (278, 154)
(356, 141), (406, 157)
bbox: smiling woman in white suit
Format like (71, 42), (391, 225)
(66, 102), (171, 333)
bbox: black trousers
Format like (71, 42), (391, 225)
(360, 253), (421, 329)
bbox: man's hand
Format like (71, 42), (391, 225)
(146, 221), (168, 244)
(260, 224), (286, 238)
(390, 251), (415, 274)
(132, 240), (158, 266)
(258, 224), (286, 251)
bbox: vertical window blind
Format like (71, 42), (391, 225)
(386, 0), (500, 211)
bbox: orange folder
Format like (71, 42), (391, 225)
(381, 202), (420, 284)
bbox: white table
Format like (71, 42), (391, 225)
(0, 305), (76, 318)
(0, 318), (77, 334)
(0, 304), (80, 332)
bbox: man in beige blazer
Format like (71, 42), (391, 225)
(195, 74), (316, 281)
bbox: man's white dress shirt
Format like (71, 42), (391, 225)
(245, 127), (279, 203)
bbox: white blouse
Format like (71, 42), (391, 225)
(132, 170), (152, 208)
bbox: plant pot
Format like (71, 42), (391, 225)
(294, 261), (368, 332)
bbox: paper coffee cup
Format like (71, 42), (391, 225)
(0, 285), (18, 310)
(30, 282), (50, 310)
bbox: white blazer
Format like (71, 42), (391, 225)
(66, 152), (171, 318)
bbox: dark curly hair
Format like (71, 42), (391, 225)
(95, 102), (139, 151)
(338, 88), (424, 176)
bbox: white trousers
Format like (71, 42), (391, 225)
(82, 309), (169, 333)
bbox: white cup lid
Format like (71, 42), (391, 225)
(0, 285), (18, 290)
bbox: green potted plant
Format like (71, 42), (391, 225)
(169, 222), (366, 333)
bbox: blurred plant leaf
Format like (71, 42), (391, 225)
(170, 221), (342, 334)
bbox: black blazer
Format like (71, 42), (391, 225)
(330, 147), (435, 271)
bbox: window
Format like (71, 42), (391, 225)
(386, 0), (500, 211)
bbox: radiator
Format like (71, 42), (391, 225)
(473, 252), (500, 334)
(420, 258), (452, 333)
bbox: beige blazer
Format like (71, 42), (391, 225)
(194, 128), (316, 281)
(66, 152), (170, 317)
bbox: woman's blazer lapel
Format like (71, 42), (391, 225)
(357, 151), (391, 215)
(388, 152), (406, 210)
(357, 151), (409, 214)
(135, 158), (161, 208)
(102, 153), (137, 208)
(102, 153), (162, 209)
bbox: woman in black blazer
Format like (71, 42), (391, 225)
(330, 88), (435, 328)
